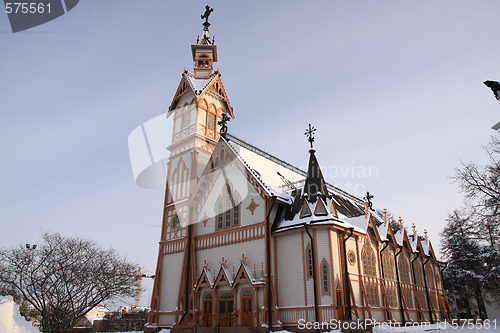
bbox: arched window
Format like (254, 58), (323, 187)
(225, 185), (231, 227)
(362, 246), (377, 278)
(382, 249), (395, 281)
(306, 245), (313, 278)
(362, 245), (380, 307)
(398, 255), (413, 308)
(382, 248), (397, 307)
(217, 202), (223, 229)
(233, 197), (239, 226)
(321, 259), (330, 295)
(215, 183), (240, 230)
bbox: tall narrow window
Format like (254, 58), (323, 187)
(225, 185), (231, 227)
(362, 245), (380, 307)
(217, 202), (223, 229)
(322, 262), (329, 293)
(208, 114), (216, 130)
(306, 245), (313, 278)
(233, 197), (239, 226)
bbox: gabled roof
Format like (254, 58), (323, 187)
(167, 71), (234, 118)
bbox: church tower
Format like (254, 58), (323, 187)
(148, 6), (234, 327)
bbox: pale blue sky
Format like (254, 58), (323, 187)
(1, 1), (499, 307)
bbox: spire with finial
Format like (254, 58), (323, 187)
(412, 223), (417, 237)
(398, 217), (403, 231)
(303, 124), (328, 203)
(383, 208), (388, 227)
(424, 229), (428, 242)
(192, 6), (217, 79)
(220, 257), (227, 268)
(305, 124), (316, 149)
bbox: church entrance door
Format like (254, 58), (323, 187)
(218, 292), (234, 327)
(336, 290), (343, 320)
(203, 294), (213, 327)
(241, 290), (253, 326)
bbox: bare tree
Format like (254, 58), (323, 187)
(0, 232), (138, 333)
(452, 136), (500, 249)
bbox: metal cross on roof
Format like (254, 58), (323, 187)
(218, 112), (230, 139)
(364, 191), (374, 210)
(304, 124), (316, 149)
(201, 5), (214, 29)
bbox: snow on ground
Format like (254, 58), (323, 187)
(1, 300), (499, 333)
(0, 296), (39, 333)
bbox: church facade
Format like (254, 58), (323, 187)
(146, 11), (452, 331)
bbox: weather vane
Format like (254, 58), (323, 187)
(304, 124), (316, 149)
(364, 191), (374, 210)
(201, 5), (214, 30)
(218, 112), (230, 139)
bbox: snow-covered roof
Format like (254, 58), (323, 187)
(227, 139), (303, 200)
(344, 214), (370, 234)
(409, 235), (419, 253)
(377, 220), (389, 242)
(185, 71), (217, 95)
(226, 135), (365, 214)
(421, 239), (430, 256)
(394, 230), (405, 246)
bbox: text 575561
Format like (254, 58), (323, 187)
(5, 3), (51, 14)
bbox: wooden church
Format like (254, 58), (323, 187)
(146, 8), (452, 332)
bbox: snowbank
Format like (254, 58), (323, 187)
(0, 296), (39, 333)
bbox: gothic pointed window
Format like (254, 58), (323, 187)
(362, 244), (380, 307)
(398, 254), (414, 308)
(215, 182), (240, 230)
(306, 244), (313, 278)
(208, 113), (216, 131)
(321, 259), (330, 295)
(217, 202), (223, 230)
(225, 185), (231, 227)
(233, 197), (239, 226)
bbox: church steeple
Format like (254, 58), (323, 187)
(192, 5), (217, 79)
(303, 124), (329, 203)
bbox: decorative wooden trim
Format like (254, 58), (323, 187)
(163, 238), (186, 255)
(314, 198), (328, 216)
(196, 223), (265, 251)
(246, 198), (259, 215)
(202, 213), (209, 227)
(300, 200), (312, 218)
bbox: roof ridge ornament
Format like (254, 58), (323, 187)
(383, 208), (388, 227)
(412, 223), (417, 237)
(398, 217), (403, 231)
(304, 124), (316, 149)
